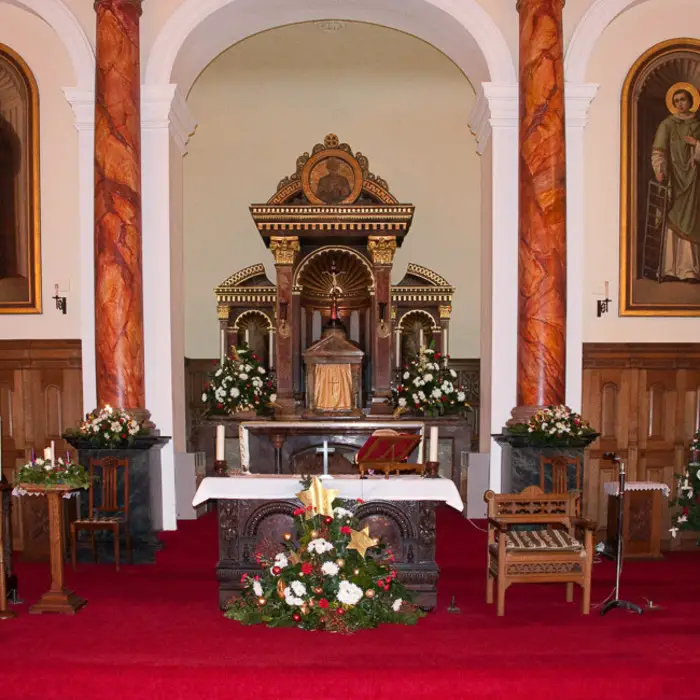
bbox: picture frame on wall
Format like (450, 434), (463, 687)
(620, 38), (700, 317)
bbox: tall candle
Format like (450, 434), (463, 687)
(429, 426), (439, 463)
(395, 331), (401, 368)
(50, 440), (55, 467)
(268, 329), (275, 369)
(419, 328), (424, 349)
(216, 425), (225, 462)
(245, 329), (250, 346)
(220, 328), (226, 366)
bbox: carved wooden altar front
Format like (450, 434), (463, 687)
(216, 498), (440, 610)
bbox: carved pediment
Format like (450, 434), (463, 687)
(392, 263), (454, 306)
(269, 133), (397, 206)
(303, 330), (364, 365)
(215, 264), (277, 305)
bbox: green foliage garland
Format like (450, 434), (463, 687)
(16, 457), (91, 490)
(225, 491), (425, 633)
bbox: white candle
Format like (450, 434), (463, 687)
(419, 328), (424, 349)
(429, 426), (439, 463)
(395, 331), (401, 368)
(220, 328), (226, 366)
(50, 440), (55, 467)
(245, 329), (250, 345)
(216, 425), (225, 462)
(269, 329), (275, 369)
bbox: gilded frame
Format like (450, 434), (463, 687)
(0, 44), (41, 314)
(301, 148), (363, 205)
(620, 38), (700, 316)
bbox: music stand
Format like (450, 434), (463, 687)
(600, 453), (643, 616)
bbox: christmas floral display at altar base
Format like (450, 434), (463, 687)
(506, 405), (597, 445)
(669, 430), (700, 539)
(202, 346), (276, 416)
(225, 477), (425, 633)
(65, 405), (147, 449)
(391, 347), (470, 418)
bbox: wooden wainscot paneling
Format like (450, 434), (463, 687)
(0, 340), (83, 560)
(582, 343), (700, 550)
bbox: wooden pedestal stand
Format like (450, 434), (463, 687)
(19, 485), (87, 614)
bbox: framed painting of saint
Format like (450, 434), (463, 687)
(620, 38), (700, 316)
(0, 45), (41, 314)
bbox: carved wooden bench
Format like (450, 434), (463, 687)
(484, 486), (595, 616)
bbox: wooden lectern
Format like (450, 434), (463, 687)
(356, 429), (428, 477)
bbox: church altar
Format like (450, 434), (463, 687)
(193, 475), (463, 611)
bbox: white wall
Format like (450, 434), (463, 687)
(0, 4), (80, 338)
(583, 0), (700, 343)
(184, 21), (480, 359)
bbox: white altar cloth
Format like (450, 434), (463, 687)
(603, 481), (671, 497)
(192, 474), (463, 512)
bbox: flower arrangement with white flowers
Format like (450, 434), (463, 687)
(669, 431), (700, 539)
(391, 347), (470, 417)
(225, 479), (424, 633)
(71, 405), (146, 448)
(16, 454), (91, 490)
(202, 346), (276, 416)
(508, 405), (597, 445)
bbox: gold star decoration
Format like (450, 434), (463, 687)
(346, 526), (378, 559)
(295, 477), (339, 520)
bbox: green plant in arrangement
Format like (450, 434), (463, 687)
(16, 455), (91, 490)
(669, 430), (700, 538)
(225, 477), (425, 633)
(506, 405), (597, 445)
(202, 346), (276, 416)
(69, 405), (147, 448)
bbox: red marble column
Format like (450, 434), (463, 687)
(368, 236), (397, 414)
(94, 0), (145, 410)
(514, 0), (567, 418)
(270, 236), (300, 414)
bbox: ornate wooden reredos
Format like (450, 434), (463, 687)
(215, 134), (455, 415)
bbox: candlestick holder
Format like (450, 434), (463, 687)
(424, 461), (440, 478)
(214, 460), (228, 476)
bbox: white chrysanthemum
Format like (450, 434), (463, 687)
(252, 580), (263, 597)
(423, 373), (433, 382)
(201, 392), (208, 403)
(450, 369), (457, 378)
(258, 367), (266, 375)
(431, 388), (442, 399)
(392, 598), (403, 612)
(398, 398), (407, 408)
(283, 588), (304, 606)
(308, 538), (334, 555)
(110, 421), (121, 432)
(230, 387), (240, 398)
(457, 391), (466, 402)
(270, 394), (277, 403)
(274, 553), (289, 569)
(337, 580), (363, 606)
(321, 561), (340, 576)
(413, 377), (421, 387)
(403, 371), (409, 379)
(290, 580), (307, 597)
(418, 391), (426, 400)
(333, 507), (353, 520)
(239, 372), (248, 380)
(215, 369), (222, 377)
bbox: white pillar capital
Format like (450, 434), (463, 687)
(468, 83), (518, 155)
(142, 84), (197, 155)
(565, 83), (599, 129)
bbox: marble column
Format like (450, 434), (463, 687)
(513, 0), (567, 420)
(94, 0), (145, 410)
(270, 236), (300, 414)
(368, 236), (397, 414)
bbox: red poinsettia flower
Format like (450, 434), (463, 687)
(301, 563), (313, 575)
(341, 526), (352, 535)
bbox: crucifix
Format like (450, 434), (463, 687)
(315, 440), (336, 476)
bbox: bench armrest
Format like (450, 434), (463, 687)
(571, 517), (596, 531)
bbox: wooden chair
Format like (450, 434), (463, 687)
(539, 455), (582, 516)
(484, 486), (595, 616)
(71, 457), (130, 571)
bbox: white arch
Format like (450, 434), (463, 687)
(1, 0), (94, 87)
(565, 0), (648, 83)
(145, 0), (515, 92)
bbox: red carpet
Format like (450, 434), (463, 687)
(1, 508), (698, 700)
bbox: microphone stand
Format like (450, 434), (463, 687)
(600, 453), (643, 616)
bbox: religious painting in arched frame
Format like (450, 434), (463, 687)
(0, 44), (41, 314)
(620, 38), (700, 316)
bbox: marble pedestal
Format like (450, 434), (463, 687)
(63, 436), (170, 564)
